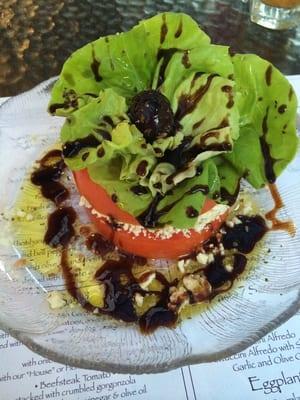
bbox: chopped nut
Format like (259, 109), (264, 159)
(169, 286), (188, 305)
(183, 274), (212, 302)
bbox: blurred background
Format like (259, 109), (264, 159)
(0, 0), (299, 96)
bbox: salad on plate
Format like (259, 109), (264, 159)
(12, 12), (298, 332)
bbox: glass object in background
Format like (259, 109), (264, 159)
(250, 0), (300, 29)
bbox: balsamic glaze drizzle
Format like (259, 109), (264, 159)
(260, 107), (276, 183)
(62, 134), (101, 158)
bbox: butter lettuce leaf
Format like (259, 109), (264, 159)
(49, 13), (210, 116)
(224, 54), (298, 188)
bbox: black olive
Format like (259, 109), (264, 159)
(128, 90), (174, 143)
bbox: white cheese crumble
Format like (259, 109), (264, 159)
(194, 204), (229, 233)
(79, 196), (92, 208)
(196, 252), (209, 265)
(47, 291), (67, 309)
(224, 263), (234, 273)
(78, 196), (193, 240)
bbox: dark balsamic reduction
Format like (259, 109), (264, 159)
(86, 232), (115, 257)
(139, 301), (177, 333)
(90, 45), (102, 82)
(94, 258), (177, 332)
(265, 65), (272, 86)
(289, 86), (294, 101)
(153, 182), (162, 190)
(49, 90), (79, 114)
(61, 248), (93, 311)
(162, 135), (192, 169)
(48, 103), (66, 114)
(41, 182), (69, 205)
(190, 72), (203, 89)
(182, 51), (191, 68)
(136, 160), (148, 177)
(130, 185), (149, 195)
(259, 107), (276, 183)
(137, 182), (209, 228)
(97, 147), (105, 157)
(129, 90), (175, 144)
(220, 180), (241, 206)
(82, 152), (89, 161)
(204, 254), (247, 289)
(137, 193), (163, 228)
(156, 48), (178, 88)
(185, 206), (199, 218)
(193, 118), (205, 130)
(31, 151), (68, 205)
(175, 74), (218, 121)
(44, 207), (76, 248)
(62, 134), (100, 158)
(160, 14), (168, 44)
(222, 85), (234, 108)
(95, 128), (112, 141)
(103, 115), (114, 126)
(187, 184), (209, 195)
(154, 147), (163, 155)
(84, 93), (98, 98)
(222, 215), (267, 253)
(111, 193), (118, 203)
(174, 19), (183, 38)
(278, 104), (287, 114)
(95, 259), (140, 322)
(31, 164), (62, 184)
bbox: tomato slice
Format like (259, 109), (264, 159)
(74, 169), (228, 259)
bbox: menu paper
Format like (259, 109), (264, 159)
(0, 75), (299, 400)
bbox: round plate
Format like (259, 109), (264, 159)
(0, 78), (299, 373)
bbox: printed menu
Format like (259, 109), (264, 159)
(0, 313), (299, 400)
(0, 75), (299, 400)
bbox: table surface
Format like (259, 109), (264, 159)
(0, 0), (300, 96)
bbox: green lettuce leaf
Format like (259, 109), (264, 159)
(48, 13), (210, 116)
(224, 54), (298, 188)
